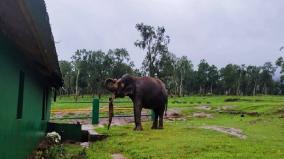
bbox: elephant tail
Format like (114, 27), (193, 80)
(165, 99), (168, 116)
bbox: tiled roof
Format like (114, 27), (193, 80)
(0, 0), (63, 87)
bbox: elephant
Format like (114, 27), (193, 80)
(105, 74), (168, 131)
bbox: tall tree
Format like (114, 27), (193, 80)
(220, 64), (240, 95)
(85, 50), (106, 96)
(197, 59), (210, 94)
(239, 64), (248, 95)
(176, 56), (193, 96)
(207, 65), (219, 94)
(134, 23), (170, 77)
(260, 62), (276, 94)
(107, 48), (134, 78)
(246, 65), (261, 96)
(59, 60), (73, 95)
(71, 49), (89, 100)
(276, 57), (284, 82)
(158, 51), (176, 94)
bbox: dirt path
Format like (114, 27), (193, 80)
(100, 116), (150, 126)
(193, 112), (213, 118)
(51, 108), (187, 125)
(50, 109), (152, 126)
(200, 125), (246, 139)
(111, 153), (127, 159)
(195, 105), (211, 110)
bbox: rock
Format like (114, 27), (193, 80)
(195, 105), (211, 110)
(165, 109), (183, 118)
(80, 142), (90, 148)
(218, 105), (236, 110)
(111, 153), (127, 159)
(193, 112), (213, 118)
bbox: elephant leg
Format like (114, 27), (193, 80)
(151, 109), (159, 129)
(133, 102), (143, 131)
(158, 109), (164, 129)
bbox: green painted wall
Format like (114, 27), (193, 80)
(0, 34), (52, 159)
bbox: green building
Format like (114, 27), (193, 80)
(0, 0), (63, 158)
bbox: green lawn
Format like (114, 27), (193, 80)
(51, 95), (284, 159)
(52, 95), (133, 110)
(52, 95), (284, 110)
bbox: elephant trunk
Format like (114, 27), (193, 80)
(107, 97), (114, 130)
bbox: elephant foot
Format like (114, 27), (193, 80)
(133, 126), (143, 131)
(151, 126), (158, 129)
(157, 126), (164, 129)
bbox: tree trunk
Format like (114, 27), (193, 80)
(210, 83), (213, 94)
(236, 80), (240, 96)
(147, 44), (155, 77)
(179, 73), (183, 97)
(75, 69), (80, 102)
(175, 80), (178, 96)
(253, 82), (257, 96)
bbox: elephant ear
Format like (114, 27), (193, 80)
(104, 78), (118, 92)
(119, 75), (135, 96)
(123, 83), (134, 96)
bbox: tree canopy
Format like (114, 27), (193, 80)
(58, 23), (284, 96)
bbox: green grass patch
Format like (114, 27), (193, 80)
(51, 95), (284, 159)
(61, 115), (284, 159)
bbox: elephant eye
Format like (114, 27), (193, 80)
(120, 83), (125, 88)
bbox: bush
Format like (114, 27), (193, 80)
(29, 132), (66, 159)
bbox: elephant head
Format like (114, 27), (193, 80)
(104, 74), (135, 98)
(105, 78), (118, 92)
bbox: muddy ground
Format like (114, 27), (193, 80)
(50, 108), (188, 126)
(51, 107), (249, 140)
(51, 109), (152, 125)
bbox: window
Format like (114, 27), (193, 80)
(41, 89), (46, 120)
(42, 88), (48, 120)
(17, 71), (25, 119)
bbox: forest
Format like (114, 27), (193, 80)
(59, 23), (284, 97)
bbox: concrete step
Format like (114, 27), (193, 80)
(82, 124), (108, 142)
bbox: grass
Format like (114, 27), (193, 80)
(52, 95), (284, 109)
(51, 95), (284, 159)
(93, 117), (284, 159)
(52, 95), (132, 110)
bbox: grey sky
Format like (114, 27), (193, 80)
(45, 0), (284, 68)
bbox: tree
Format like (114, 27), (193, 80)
(239, 65), (248, 95)
(135, 23), (170, 77)
(85, 50), (107, 96)
(207, 65), (219, 94)
(107, 48), (135, 78)
(197, 59), (210, 94)
(71, 49), (89, 100)
(276, 57), (284, 82)
(59, 60), (73, 95)
(220, 64), (240, 95)
(260, 62), (276, 94)
(246, 65), (261, 96)
(158, 52), (176, 95)
(176, 56), (193, 96)
(275, 56), (284, 95)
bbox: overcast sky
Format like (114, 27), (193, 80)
(45, 0), (284, 68)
